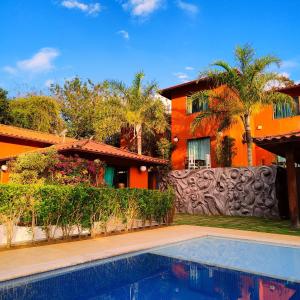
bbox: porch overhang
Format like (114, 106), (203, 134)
(253, 131), (300, 163)
(254, 131), (300, 228)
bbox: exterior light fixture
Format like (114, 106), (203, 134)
(173, 136), (179, 143)
(257, 125), (263, 130)
(140, 166), (147, 172)
(1, 165), (8, 172)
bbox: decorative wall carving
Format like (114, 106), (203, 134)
(161, 166), (279, 218)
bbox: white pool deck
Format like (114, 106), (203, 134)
(0, 225), (300, 282)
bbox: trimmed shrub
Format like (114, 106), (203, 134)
(0, 184), (174, 247)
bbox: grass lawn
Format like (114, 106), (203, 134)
(173, 214), (300, 236)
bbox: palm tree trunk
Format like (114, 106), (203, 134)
(245, 114), (253, 166)
(136, 124), (142, 155)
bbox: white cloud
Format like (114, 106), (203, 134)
(265, 72), (290, 91)
(174, 72), (189, 82)
(45, 79), (55, 88)
(3, 66), (17, 75)
(281, 60), (299, 69)
(185, 66), (194, 71)
(176, 0), (198, 15)
(3, 48), (60, 75)
(117, 30), (130, 40)
(123, 0), (163, 16)
(61, 1), (101, 15)
(278, 72), (290, 78)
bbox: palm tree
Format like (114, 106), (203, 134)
(110, 72), (168, 155)
(191, 45), (294, 166)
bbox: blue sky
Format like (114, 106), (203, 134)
(1, 0), (300, 96)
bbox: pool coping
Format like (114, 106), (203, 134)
(0, 225), (300, 282)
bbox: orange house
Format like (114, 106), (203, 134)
(0, 124), (167, 188)
(160, 80), (300, 169)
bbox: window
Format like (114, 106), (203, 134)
(187, 138), (210, 161)
(277, 155), (286, 165)
(274, 97), (300, 119)
(187, 97), (209, 114)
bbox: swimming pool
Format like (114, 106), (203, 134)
(1, 236), (300, 299)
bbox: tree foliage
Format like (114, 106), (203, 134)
(8, 150), (59, 184)
(9, 95), (64, 133)
(0, 184), (175, 246)
(0, 87), (11, 124)
(100, 72), (168, 154)
(191, 45), (294, 166)
(9, 150), (105, 186)
(51, 77), (111, 139)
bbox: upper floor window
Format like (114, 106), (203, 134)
(274, 96), (300, 119)
(187, 97), (209, 114)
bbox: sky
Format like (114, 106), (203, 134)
(0, 0), (300, 96)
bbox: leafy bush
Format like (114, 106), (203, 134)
(9, 151), (105, 186)
(0, 184), (174, 247)
(216, 135), (237, 167)
(50, 155), (105, 186)
(8, 149), (58, 184)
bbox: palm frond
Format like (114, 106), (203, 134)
(235, 44), (255, 73)
(132, 71), (145, 96)
(191, 111), (215, 132)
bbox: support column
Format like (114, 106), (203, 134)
(286, 148), (299, 228)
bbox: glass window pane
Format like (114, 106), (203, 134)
(188, 138), (210, 160)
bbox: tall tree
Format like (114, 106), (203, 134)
(0, 88), (11, 124)
(9, 95), (64, 133)
(51, 77), (110, 139)
(191, 45), (294, 166)
(105, 72), (168, 155)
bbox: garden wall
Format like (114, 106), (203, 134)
(161, 166), (286, 218)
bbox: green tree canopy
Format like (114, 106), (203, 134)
(0, 87), (11, 124)
(51, 77), (111, 139)
(191, 45), (294, 166)
(9, 95), (64, 133)
(98, 72), (168, 155)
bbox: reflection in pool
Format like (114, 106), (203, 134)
(0, 252), (299, 300)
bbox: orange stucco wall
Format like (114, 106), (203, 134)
(129, 166), (148, 189)
(0, 137), (50, 160)
(171, 90), (300, 169)
(0, 170), (9, 183)
(0, 137), (50, 183)
(252, 105), (300, 165)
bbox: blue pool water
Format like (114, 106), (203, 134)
(151, 236), (300, 282)
(1, 237), (300, 300)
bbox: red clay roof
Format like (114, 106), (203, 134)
(55, 140), (168, 165)
(0, 139), (168, 165)
(253, 131), (300, 162)
(0, 124), (75, 144)
(160, 77), (214, 99)
(253, 131), (300, 144)
(161, 79), (300, 100)
(277, 83), (300, 94)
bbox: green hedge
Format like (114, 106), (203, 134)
(0, 184), (174, 247)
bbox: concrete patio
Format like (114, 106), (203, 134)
(1, 225), (300, 282)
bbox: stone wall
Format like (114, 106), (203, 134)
(161, 166), (281, 218)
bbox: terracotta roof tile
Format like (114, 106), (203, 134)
(55, 140), (168, 165)
(0, 124), (76, 144)
(253, 131), (300, 144)
(0, 139), (168, 165)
